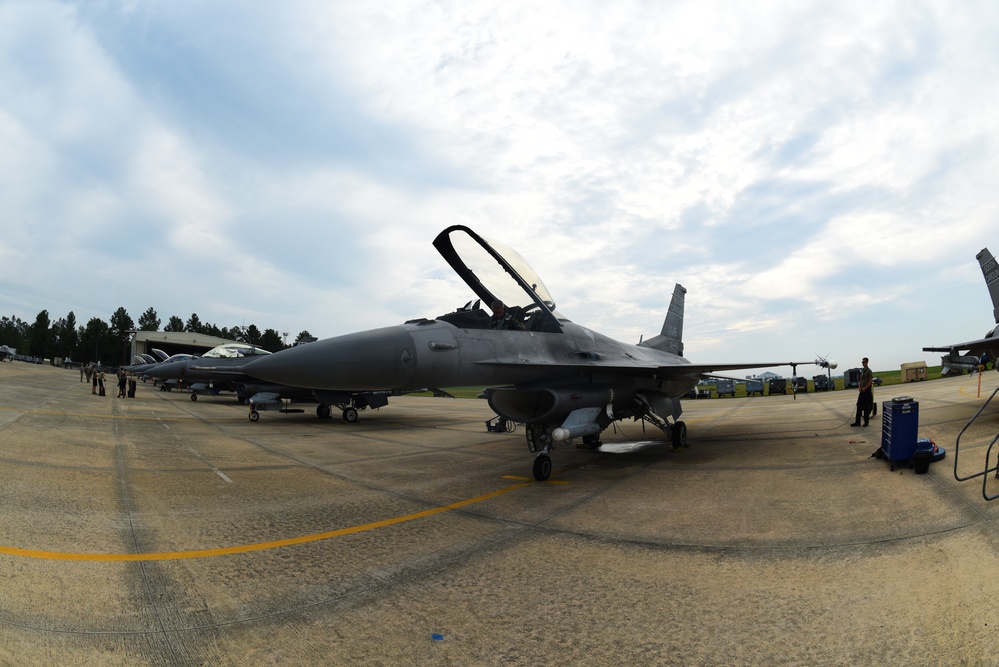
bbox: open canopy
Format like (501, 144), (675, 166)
(433, 225), (565, 332)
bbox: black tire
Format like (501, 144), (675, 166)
(317, 404), (332, 419)
(190, 393), (198, 402)
(671, 421), (688, 449)
(343, 407), (359, 423)
(249, 410), (260, 422)
(533, 454), (552, 481)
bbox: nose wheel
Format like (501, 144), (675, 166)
(533, 454), (552, 481)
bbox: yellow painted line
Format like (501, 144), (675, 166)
(502, 474), (568, 485)
(957, 383), (995, 398)
(0, 480), (533, 562)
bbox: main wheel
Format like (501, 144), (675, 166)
(343, 407), (359, 423)
(533, 454), (553, 481)
(316, 403), (332, 419)
(190, 393), (198, 402)
(671, 421), (688, 449)
(249, 410), (260, 422)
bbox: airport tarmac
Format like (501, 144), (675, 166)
(3, 362), (999, 665)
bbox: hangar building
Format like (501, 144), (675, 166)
(129, 331), (243, 362)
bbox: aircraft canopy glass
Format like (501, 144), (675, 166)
(434, 226), (566, 332)
(200, 343), (272, 359)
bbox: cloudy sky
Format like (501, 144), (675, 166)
(2, 0), (998, 373)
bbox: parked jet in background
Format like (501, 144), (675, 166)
(242, 225), (812, 481)
(155, 341), (443, 422)
(147, 342), (272, 400)
(924, 247), (999, 375)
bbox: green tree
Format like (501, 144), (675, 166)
(109, 307), (135, 365)
(244, 324), (261, 346)
(259, 328), (285, 352)
(28, 310), (51, 358)
(138, 307), (160, 331)
(0, 315), (28, 352)
(62, 311), (78, 358)
(79, 317), (112, 364)
(185, 313), (203, 334)
(294, 330), (315, 345)
(164, 316), (185, 332)
(52, 311), (79, 360)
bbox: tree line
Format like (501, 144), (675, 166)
(0, 306), (311, 364)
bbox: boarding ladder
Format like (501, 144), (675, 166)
(951, 385), (999, 501)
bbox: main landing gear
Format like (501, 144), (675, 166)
(526, 424), (555, 481)
(314, 403), (359, 422)
(523, 418), (688, 482)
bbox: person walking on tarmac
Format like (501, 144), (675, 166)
(851, 357), (874, 427)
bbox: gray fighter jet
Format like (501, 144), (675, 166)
(145, 342), (273, 400)
(154, 341), (441, 422)
(144, 343), (322, 419)
(924, 248), (999, 375)
(241, 225), (812, 481)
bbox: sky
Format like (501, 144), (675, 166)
(1, 0), (998, 374)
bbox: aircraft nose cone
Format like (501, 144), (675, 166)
(243, 326), (416, 390)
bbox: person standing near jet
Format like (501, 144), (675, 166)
(851, 357), (874, 427)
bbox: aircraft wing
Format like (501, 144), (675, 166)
(923, 337), (998, 356)
(473, 357), (808, 379)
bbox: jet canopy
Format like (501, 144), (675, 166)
(433, 225), (565, 333)
(199, 343), (272, 359)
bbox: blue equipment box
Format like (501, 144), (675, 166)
(880, 397), (919, 469)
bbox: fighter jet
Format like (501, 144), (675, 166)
(146, 342), (273, 400)
(153, 340), (439, 422)
(125, 353), (196, 377)
(241, 225), (811, 481)
(924, 248), (999, 375)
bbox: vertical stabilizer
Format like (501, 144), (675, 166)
(640, 283), (685, 356)
(978, 248), (999, 324)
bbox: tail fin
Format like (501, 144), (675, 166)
(639, 283), (686, 356)
(978, 248), (999, 324)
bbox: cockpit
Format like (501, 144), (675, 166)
(200, 343), (272, 359)
(429, 225), (567, 333)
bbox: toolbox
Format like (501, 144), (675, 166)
(880, 396), (919, 470)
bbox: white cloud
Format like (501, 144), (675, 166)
(0, 0), (998, 371)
